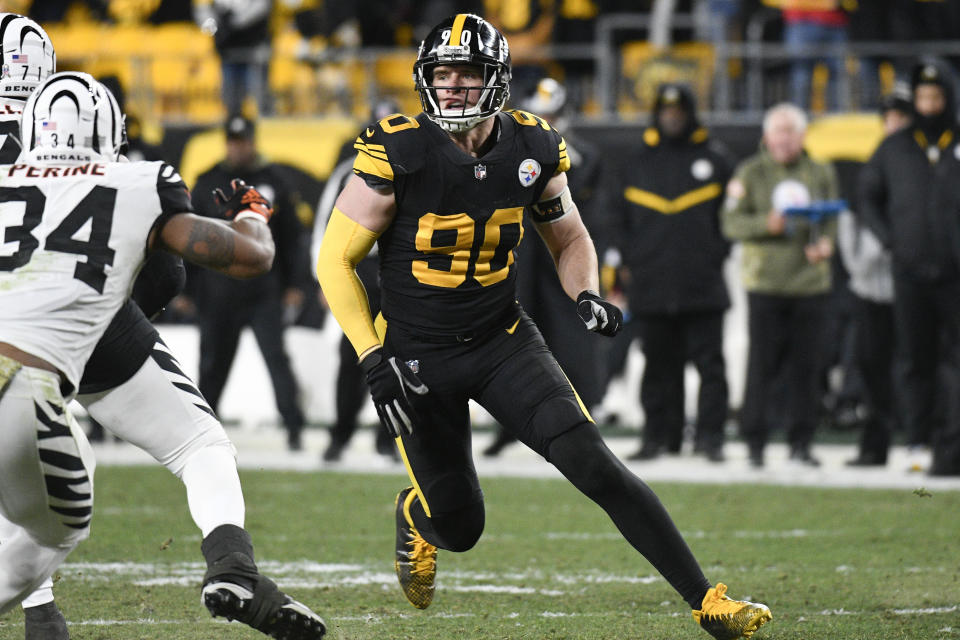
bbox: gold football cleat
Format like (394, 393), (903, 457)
(692, 583), (772, 639)
(394, 487), (438, 609)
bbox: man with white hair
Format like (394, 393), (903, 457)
(721, 102), (839, 468)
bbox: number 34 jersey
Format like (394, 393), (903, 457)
(0, 160), (191, 390)
(353, 110), (570, 338)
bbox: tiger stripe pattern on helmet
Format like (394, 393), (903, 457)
(0, 13), (55, 100)
(21, 71), (125, 163)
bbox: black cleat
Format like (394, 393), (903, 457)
(202, 575), (326, 639)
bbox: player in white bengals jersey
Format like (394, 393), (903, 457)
(0, 15), (325, 640)
(0, 71), (327, 639)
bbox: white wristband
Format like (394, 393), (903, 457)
(234, 209), (269, 224)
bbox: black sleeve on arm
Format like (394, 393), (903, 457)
(143, 162), (194, 263)
(132, 252), (187, 320)
(156, 162), (194, 214)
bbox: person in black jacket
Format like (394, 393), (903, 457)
(611, 83), (733, 462)
(858, 59), (960, 476)
(187, 115), (311, 451)
(482, 77), (608, 458)
(311, 100), (402, 463)
(195, 0), (273, 115)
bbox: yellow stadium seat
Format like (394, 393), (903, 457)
(804, 113), (885, 163)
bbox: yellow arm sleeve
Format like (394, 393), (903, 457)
(316, 207), (382, 358)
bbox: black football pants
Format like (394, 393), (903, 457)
(387, 312), (711, 609)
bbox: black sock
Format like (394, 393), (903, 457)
(548, 423), (712, 609)
(201, 524), (259, 590)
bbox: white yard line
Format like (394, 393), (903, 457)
(4, 605), (957, 631)
(88, 429), (960, 491)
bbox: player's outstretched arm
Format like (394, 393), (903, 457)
(150, 179), (276, 278)
(153, 214), (275, 278)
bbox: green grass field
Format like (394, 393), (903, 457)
(1, 466), (957, 640)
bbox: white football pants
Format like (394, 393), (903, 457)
(0, 366), (95, 615)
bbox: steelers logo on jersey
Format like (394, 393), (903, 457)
(518, 158), (541, 187)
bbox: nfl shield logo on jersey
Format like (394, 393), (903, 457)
(474, 164), (487, 180)
(406, 359), (420, 374)
(518, 159), (541, 187)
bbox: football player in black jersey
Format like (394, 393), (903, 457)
(317, 13), (771, 640)
(0, 15), (326, 640)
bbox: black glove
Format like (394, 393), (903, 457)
(576, 290), (622, 337)
(213, 178), (274, 222)
(360, 350), (429, 437)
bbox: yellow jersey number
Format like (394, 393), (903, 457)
(413, 207), (524, 288)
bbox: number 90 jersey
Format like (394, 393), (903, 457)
(0, 160), (191, 390)
(353, 110), (570, 337)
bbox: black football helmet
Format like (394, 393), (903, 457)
(413, 13), (511, 133)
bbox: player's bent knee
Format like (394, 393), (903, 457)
(526, 395), (594, 458)
(167, 429), (236, 478)
(416, 471), (485, 551)
(431, 501), (485, 552)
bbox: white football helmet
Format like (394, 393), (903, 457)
(0, 13), (55, 100)
(21, 71), (125, 163)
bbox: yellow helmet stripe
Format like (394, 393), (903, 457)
(449, 13), (468, 47)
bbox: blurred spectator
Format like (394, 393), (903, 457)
(839, 85), (911, 467)
(483, 77), (606, 457)
(186, 115), (311, 450)
(412, 1), (485, 42)
(780, 0), (851, 111)
(96, 75), (164, 163)
(483, 0), (556, 99)
(857, 60), (960, 476)
(29, 0), (106, 22)
(194, 0), (273, 115)
(121, 114), (165, 163)
(846, 0), (890, 110)
(889, 0), (960, 49)
(608, 83), (733, 462)
(311, 99), (401, 463)
(552, 0), (601, 111)
(722, 102), (839, 468)
(877, 82), (913, 134)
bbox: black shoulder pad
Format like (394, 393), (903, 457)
(155, 162), (193, 215)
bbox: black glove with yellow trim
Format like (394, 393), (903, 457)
(360, 349), (429, 437)
(577, 290), (623, 337)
